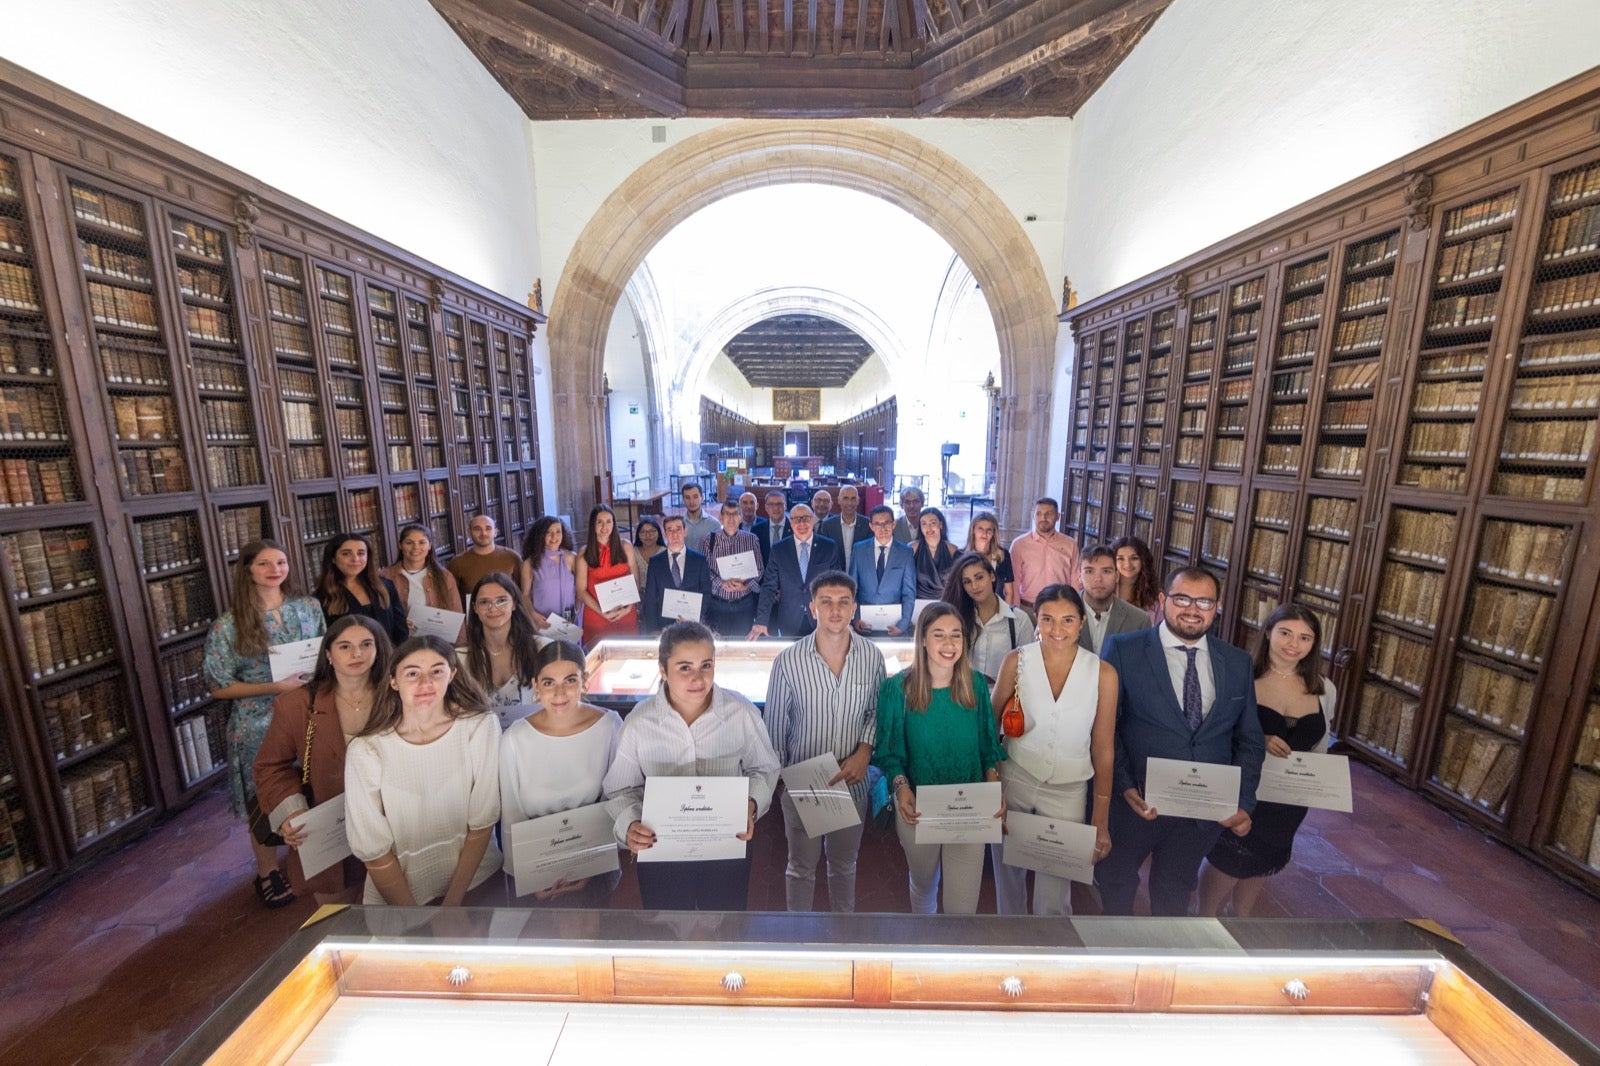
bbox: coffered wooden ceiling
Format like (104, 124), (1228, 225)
(430, 0), (1168, 118)
(724, 315), (874, 387)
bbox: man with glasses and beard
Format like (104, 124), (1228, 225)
(1096, 566), (1264, 917)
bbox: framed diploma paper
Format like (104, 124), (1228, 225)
(1144, 757), (1241, 821)
(268, 637), (322, 681)
(914, 782), (1003, 845)
(507, 803), (620, 896)
(638, 776), (750, 862)
(1255, 751), (1354, 812)
(716, 551), (760, 581)
(659, 588), (703, 623)
(594, 574), (642, 614)
(408, 604), (466, 642)
(780, 754), (860, 838)
(1001, 811), (1097, 885)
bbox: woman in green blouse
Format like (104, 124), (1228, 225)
(873, 600), (1005, 914)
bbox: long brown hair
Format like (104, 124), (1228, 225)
(231, 540), (303, 658)
(307, 614), (392, 697)
(1254, 603), (1327, 696)
(940, 552), (995, 650)
(317, 532), (391, 615)
(582, 504), (625, 569)
(358, 635), (489, 737)
(461, 572), (541, 693)
(1110, 535), (1160, 611)
(395, 524), (453, 608)
(904, 601), (977, 712)
(965, 511), (1005, 566)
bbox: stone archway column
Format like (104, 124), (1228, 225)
(545, 121), (1059, 533)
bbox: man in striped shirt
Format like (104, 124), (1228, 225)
(763, 569), (886, 912)
(704, 499), (764, 637)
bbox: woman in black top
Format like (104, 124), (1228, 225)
(316, 533), (408, 648)
(911, 506), (960, 599)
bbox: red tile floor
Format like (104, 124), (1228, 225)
(2, 761), (1597, 1064)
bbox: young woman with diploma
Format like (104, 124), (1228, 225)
(1197, 603), (1334, 916)
(381, 524), (464, 634)
(987, 584), (1117, 916)
(458, 572), (542, 707)
(602, 621), (780, 910)
(204, 539), (325, 909)
(500, 641), (623, 906)
(345, 635), (503, 906)
(873, 601), (1006, 914)
(577, 504), (640, 645)
(254, 615), (391, 905)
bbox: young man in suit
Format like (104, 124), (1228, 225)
(1078, 544), (1152, 653)
(749, 489), (789, 565)
(748, 505), (842, 639)
(642, 514), (713, 633)
(819, 484), (865, 562)
(848, 505), (915, 636)
(1096, 566), (1265, 916)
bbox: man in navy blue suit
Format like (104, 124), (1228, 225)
(748, 490), (789, 566)
(748, 504), (841, 639)
(848, 505), (915, 636)
(1096, 566), (1265, 916)
(642, 514), (713, 633)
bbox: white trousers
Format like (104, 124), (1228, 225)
(991, 760), (1089, 916)
(896, 806), (986, 915)
(780, 789), (865, 912)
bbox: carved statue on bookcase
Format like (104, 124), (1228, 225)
(1171, 271), (1189, 299)
(1061, 276), (1077, 313)
(430, 277), (445, 313)
(1404, 172), (1434, 232)
(232, 193), (260, 248)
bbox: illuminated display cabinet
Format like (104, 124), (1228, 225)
(170, 910), (1598, 1064)
(583, 639), (915, 709)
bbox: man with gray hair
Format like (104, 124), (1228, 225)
(892, 486), (924, 545)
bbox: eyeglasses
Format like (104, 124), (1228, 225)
(1167, 594), (1218, 611)
(476, 596), (514, 610)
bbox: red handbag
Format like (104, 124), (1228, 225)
(1000, 689), (1025, 739)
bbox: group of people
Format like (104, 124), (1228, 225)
(206, 490), (1334, 919)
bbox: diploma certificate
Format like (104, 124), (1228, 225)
(638, 776), (750, 862)
(858, 603), (902, 631)
(716, 551), (760, 581)
(912, 599), (938, 624)
(660, 588), (704, 623)
(1144, 757), (1242, 821)
(506, 802), (620, 897)
(1001, 811), (1097, 885)
(780, 754), (861, 838)
(1255, 751), (1353, 812)
(268, 637), (322, 681)
(914, 782), (1003, 845)
(294, 795), (352, 879)
(408, 604), (466, 642)
(493, 702), (539, 732)
(594, 574), (642, 614)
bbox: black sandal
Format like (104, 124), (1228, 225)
(254, 869), (297, 909)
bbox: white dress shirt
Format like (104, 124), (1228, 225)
(835, 518), (861, 559)
(1158, 621), (1216, 721)
(971, 601), (1035, 682)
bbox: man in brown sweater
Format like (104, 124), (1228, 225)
(446, 514), (522, 603)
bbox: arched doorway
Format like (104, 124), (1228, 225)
(547, 121), (1058, 534)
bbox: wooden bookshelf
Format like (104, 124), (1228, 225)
(1062, 72), (1600, 896)
(0, 71), (545, 915)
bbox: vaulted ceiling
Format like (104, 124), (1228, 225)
(429, 0), (1168, 119)
(724, 314), (874, 386)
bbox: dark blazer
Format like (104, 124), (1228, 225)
(848, 539), (916, 633)
(323, 576), (409, 649)
(642, 548), (713, 633)
(754, 534), (843, 637)
(1078, 595), (1152, 653)
(749, 518), (788, 566)
(1101, 626), (1265, 814)
(818, 516), (866, 562)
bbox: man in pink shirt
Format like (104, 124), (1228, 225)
(1008, 496), (1081, 616)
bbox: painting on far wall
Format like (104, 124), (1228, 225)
(773, 388), (821, 422)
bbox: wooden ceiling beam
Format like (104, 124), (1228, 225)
(913, 0), (1171, 115)
(429, 0), (687, 114)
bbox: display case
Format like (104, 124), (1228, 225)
(170, 910), (1599, 1065)
(583, 639), (915, 709)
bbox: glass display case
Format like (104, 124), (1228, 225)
(170, 910), (1596, 1064)
(584, 639), (916, 710)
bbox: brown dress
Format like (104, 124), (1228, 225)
(253, 686), (366, 897)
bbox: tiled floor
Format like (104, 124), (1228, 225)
(1, 761), (1597, 1064)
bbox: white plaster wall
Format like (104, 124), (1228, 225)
(1, 0), (542, 302)
(603, 300), (651, 487)
(702, 353), (759, 415)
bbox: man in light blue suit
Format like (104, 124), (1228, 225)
(848, 505), (915, 636)
(1097, 566), (1265, 916)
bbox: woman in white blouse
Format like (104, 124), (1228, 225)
(942, 552), (1035, 685)
(345, 635), (503, 906)
(988, 584), (1117, 915)
(602, 620), (781, 911)
(500, 640), (623, 905)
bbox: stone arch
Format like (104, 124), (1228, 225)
(547, 120), (1058, 535)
